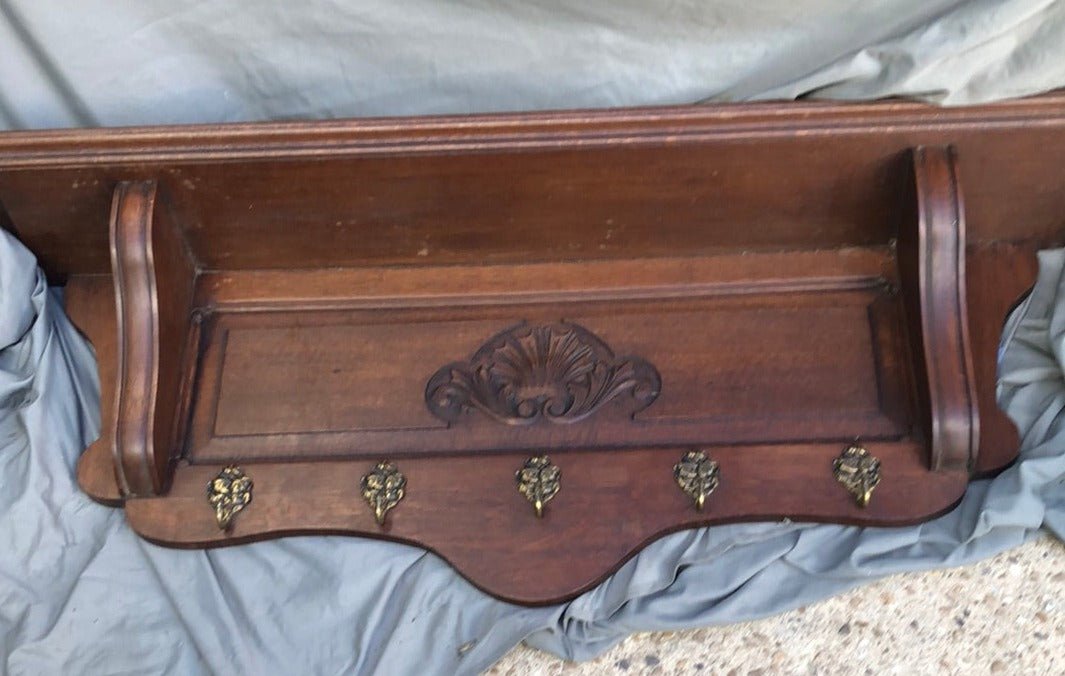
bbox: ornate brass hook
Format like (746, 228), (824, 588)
(673, 450), (719, 511)
(207, 465), (253, 530)
(361, 461), (406, 526)
(515, 456), (560, 518)
(833, 443), (881, 507)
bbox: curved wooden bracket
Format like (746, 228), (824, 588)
(110, 181), (198, 497)
(900, 146), (979, 472)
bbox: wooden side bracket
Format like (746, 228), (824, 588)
(110, 180), (198, 497)
(900, 146), (980, 472)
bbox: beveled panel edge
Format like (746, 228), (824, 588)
(194, 248), (896, 312)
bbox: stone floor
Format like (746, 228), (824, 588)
(487, 535), (1064, 675)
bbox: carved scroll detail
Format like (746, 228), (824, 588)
(426, 321), (661, 426)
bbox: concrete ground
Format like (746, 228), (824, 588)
(488, 535), (1064, 675)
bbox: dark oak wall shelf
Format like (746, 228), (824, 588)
(2, 95), (1060, 604)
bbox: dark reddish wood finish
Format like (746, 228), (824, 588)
(1, 95), (1060, 604)
(130, 442), (964, 605)
(3, 97), (1065, 280)
(110, 181), (198, 496)
(185, 251), (908, 462)
(967, 242), (1040, 475)
(66, 274), (122, 504)
(900, 146), (979, 471)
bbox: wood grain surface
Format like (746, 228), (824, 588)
(13, 94), (1059, 604)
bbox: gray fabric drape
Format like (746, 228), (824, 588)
(3, 3), (1065, 673)
(1, 1), (1064, 130)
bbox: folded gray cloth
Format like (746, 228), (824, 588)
(2, 0), (1064, 130)
(4, 5), (1065, 671)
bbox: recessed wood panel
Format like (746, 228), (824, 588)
(187, 268), (911, 463)
(212, 319), (495, 434)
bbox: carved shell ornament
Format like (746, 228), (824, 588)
(425, 321), (661, 425)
